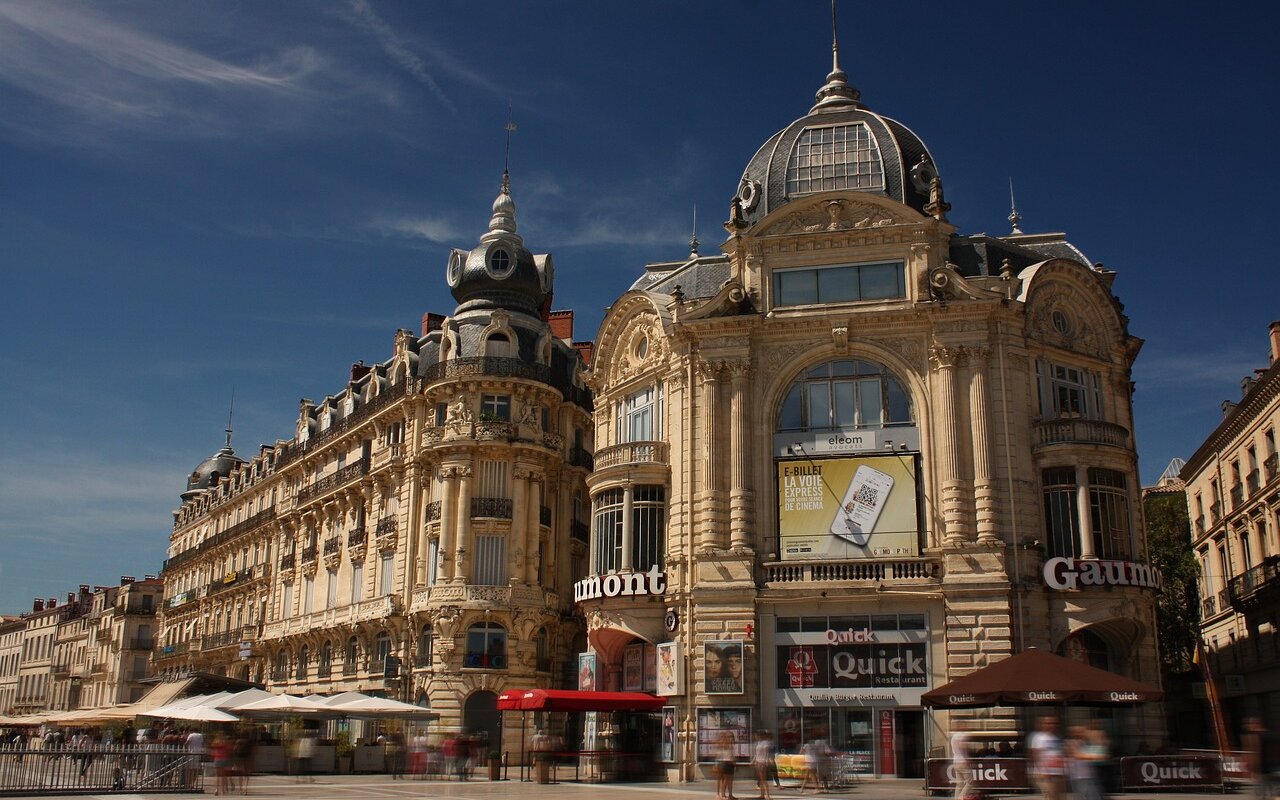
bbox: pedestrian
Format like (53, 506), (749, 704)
(210, 732), (235, 796)
(1028, 716), (1065, 800)
(752, 730), (774, 800)
(800, 737), (821, 794)
(951, 727), (973, 800)
(1244, 717), (1277, 800)
(716, 729), (738, 800)
(232, 728), (255, 795)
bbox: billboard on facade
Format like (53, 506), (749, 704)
(578, 652), (598, 691)
(656, 641), (683, 696)
(776, 455), (919, 560)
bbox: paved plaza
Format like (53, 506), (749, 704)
(14, 773), (1245, 800)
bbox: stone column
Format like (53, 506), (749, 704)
(438, 467), (457, 581)
(699, 360), (722, 550)
(1075, 465), (1096, 559)
(728, 360), (754, 551)
(621, 482), (636, 572)
(931, 346), (966, 546)
(525, 476), (541, 584)
(511, 468), (529, 582)
(455, 466), (473, 582)
(968, 347), (999, 546)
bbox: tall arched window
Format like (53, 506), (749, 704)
(374, 632), (392, 672)
(776, 359), (911, 432)
(344, 636), (359, 675)
(296, 646), (309, 680)
(417, 625), (434, 668)
(319, 641), (333, 678)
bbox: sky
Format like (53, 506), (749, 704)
(1, 1), (1277, 615)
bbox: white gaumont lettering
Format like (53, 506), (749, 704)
(1042, 557), (1164, 592)
(574, 565), (668, 603)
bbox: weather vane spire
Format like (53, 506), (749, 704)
(812, 0), (861, 110)
(1008, 177), (1023, 234)
(502, 104), (517, 195)
(690, 205), (700, 256)
(224, 388), (235, 449)
(831, 0), (841, 75)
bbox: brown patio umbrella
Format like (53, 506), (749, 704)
(921, 648), (1163, 707)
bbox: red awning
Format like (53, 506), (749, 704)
(496, 689), (665, 712)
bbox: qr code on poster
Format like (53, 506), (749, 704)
(855, 485), (879, 507)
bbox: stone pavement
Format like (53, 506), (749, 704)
(20, 773), (1247, 800)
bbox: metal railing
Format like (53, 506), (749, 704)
(424, 501), (441, 523)
(375, 518), (398, 537)
(279, 552), (296, 571)
(301, 546), (318, 564)
(297, 458), (370, 504)
(1229, 556), (1280, 606)
(570, 520), (589, 543)
(163, 508), (276, 573)
(0, 744), (201, 793)
(347, 527), (367, 548)
(1267, 452), (1279, 482)
(1201, 595), (1217, 618)
(764, 558), (941, 583)
(471, 497), (513, 519)
(1247, 470), (1261, 493)
(1230, 485), (1244, 508)
(274, 379), (416, 470)
(568, 447), (594, 471)
(323, 536), (341, 557)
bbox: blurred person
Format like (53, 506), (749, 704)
(752, 730), (775, 800)
(210, 732), (234, 797)
(232, 728), (255, 795)
(1244, 717), (1277, 800)
(951, 727), (973, 800)
(1029, 716), (1065, 800)
(716, 729), (738, 800)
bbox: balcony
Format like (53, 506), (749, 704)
(424, 501), (441, 523)
(568, 446), (594, 471)
(1210, 502), (1222, 523)
(471, 497), (513, 519)
(347, 526), (367, 548)
(571, 519), (589, 543)
(120, 602), (155, 616)
(764, 557), (941, 585)
(155, 641), (191, 660)
(1229, 556), (1280, 611)
(376, 518), (398, 538)
(263, 595), (403, 640)
(207, 565), (257, 596)
(1230, 485), (1244, 509)
(1033, 418), (1130, 449)
(1247, 470), (1261, 494)
(279, 552), (296, 571)
(371, 443), (406, 471)
(323, 537), (341, 557)
(201, 626), (256, 652)
(163, 508), (276, 573)
(1201, 595), (1217, 618)
(342, 662), (357, 676)
(1194, 516), (1206, 537)
(1267, 452), (1279, 483)
(297, 458), (370, 505)
(594, 441), (670, 469)
(301, 546), (318, 565)
(317, 663), (332, 679)
(275, 380), (415, 470)
(51, 662), (70, 676)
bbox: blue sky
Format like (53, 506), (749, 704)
(1, 1), (1277, 615)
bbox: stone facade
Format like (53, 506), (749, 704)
(578, 55), (1162, 779)
(1182, 322), (1280, 736)
(156, 175), (591, 749)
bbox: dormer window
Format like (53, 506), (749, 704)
(786, 123), (884, 196)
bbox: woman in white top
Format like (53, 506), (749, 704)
(752, 731), (774, 800)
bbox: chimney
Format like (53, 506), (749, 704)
(421, 312), (445, 336)
(47, 598), (57, 608)
(573, 341), (594, 367)
(120, 576), (135, 585)
(350, 361), (372, 383)
(548, 310), (574, 342)
(1223, 399), (1238, 419)
(1242, 376), (1256, 398)
(1270, 321), (1280, 363)
(33, 599), (44, 612)
(67, 592), (75, 604)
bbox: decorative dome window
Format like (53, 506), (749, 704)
(487, 245), (513, 279)
(785, 123), (884, 196)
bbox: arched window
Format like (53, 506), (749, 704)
(296, 646), (309, 680)
(534, 628), (550, 673)
(486, 333), (514, 359)
(417, 625), (434, 668)
(464, 622), (507, 669)
(318, 641), (333, 678)
(344, 636), (359, 675)
(776, 359), (911, 432)
(374, 632), (392, 672)
(785, 123), (884, 195)
(271, 651), (287, 683)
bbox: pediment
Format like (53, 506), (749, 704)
(756, 196), (915, 236)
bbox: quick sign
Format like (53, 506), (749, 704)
(926, 759), (1030, 791)
(1119, 757), (1222, 789)
(1042, 557), (1163, 591)
(574, 565), (667, 603)
(776, 642), (927, 689)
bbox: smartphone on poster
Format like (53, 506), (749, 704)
(829, 464), (894, 546)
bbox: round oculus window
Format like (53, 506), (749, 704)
(635, 337), (649, 359)
(1051, 309), (1072, 335)
(488, 246), (513, 278)
(446, 251), (464, 287)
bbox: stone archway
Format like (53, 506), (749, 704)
(462, 690), (501, 752)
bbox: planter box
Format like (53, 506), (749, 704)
(355, 744), (385, 773)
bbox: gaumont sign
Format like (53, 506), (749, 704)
(925, 758), (1029, 791)
(1119, 756), (1222, 789)
(1042, 557), (1163, 591)
(574, 565), (667, 603)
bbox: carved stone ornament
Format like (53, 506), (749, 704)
(1028, 293), (1103, 357)
(927, 263), (997, 302)
(761, 198), (902, 236)
(762, 341), (815, 377)
(832, 326), (849, 352)
(586, 607), (627, 632)
(878, 337), (926, 373)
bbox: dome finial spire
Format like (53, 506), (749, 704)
(224, 387), (235, 449)
(1008, 177), (1024, 234)
(812, 0), (862, 111)
(690, 205), (700, 257)
(502, 104), (516, 196)
(484, 109), (522, 243)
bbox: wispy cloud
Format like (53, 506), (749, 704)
(0, 2), (323, 139)
(1133, 349), (1266, 390)
(551, 216), (689, 248)
(368, 214), (464, 244)
(339, 0), (455, 113)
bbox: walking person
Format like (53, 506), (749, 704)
(951, 727), (973, 800)
(1243, 717), (1276, 800)
(752, 730), (774, 800)
(1028, 716), (1065, 800)
(716, 729), (738, 800)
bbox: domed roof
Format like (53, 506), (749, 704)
(446, 172), (549, 317)
(731, 55), (938, 226)
(181, 437), (243, 500)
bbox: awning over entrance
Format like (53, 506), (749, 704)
(920, 648), (1164, 707)
(497, 689), (665, 712)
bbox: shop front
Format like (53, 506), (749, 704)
(763, 611), (935, 778)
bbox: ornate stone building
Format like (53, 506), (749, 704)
(579, 46), (1162, 778)
(1182, 322), (1280, 736)
(156, 173), (592, 746)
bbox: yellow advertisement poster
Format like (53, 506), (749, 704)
(777, 455), (918, 560)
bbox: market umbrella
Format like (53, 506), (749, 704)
(234, 694), (332, 716)
(327, 696), (438, 718)
(159, 706), (241, 723)
(213, 688), (274, 710)
(921, 648), (1163, 708)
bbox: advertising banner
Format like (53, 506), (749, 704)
(578, 652), (598, 691)
(925, 759), (1030, 791)
(706, 640), (745, 695)
(623, 643), (644, 692)
(777, 455), (918, 560)
(661, 707), (677, 762)
(656, 641), (683, 696)
(1119, 756), (1223, 789)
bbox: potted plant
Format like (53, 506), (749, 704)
(335, 731), (354, 775)
(487, 750), (502, 781)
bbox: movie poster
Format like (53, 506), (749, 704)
(705, 640), (744, 695)
(578, 652), (597, 691)
(656, 641), (683, 696)
(661, 707), (677, 762)
(623, 643), (644, 692)
(777, 455), (919, 560)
